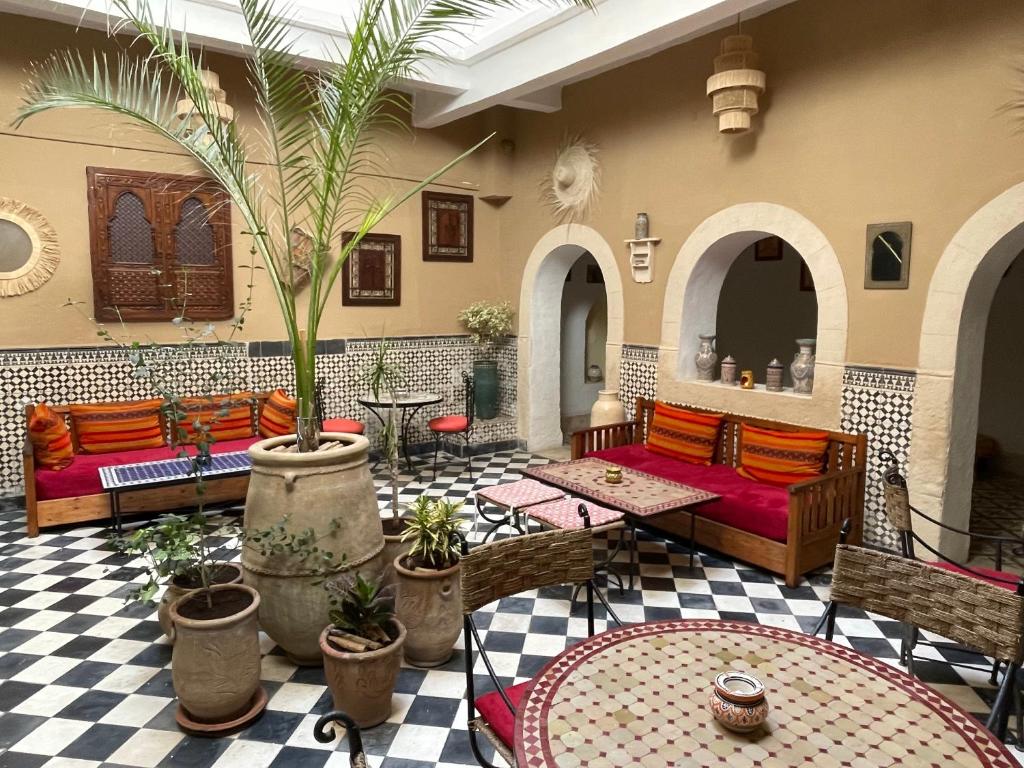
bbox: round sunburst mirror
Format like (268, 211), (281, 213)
(0, 198), (59, 297)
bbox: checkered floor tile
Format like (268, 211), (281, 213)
(0, 451), (1020, 767)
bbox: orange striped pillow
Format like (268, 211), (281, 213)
(646, 402), (723, 465)
(174, 393), (255, 445)
(70, 399), (166, 454)
(737, 424), (829, 487)
(258, 389), (297, 438)
(28, 403), (75, 470)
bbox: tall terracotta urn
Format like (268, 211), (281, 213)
(394, 556), (462, 667)
(243, 433), (385, 665)
(590, 389), (626, 427)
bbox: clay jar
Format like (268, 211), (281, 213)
(243, 433), (385, 665)
(707, 671), (769, 733)
(590, 390), (626, 428)
(394, 555), (462, 667)
(158, 563), (242, 640)
(170, 584), (263, 725)
(320, 619), (406, 728)
(379, 517), (413, 590)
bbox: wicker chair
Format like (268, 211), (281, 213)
(814, 541), (1024, 741)
(460, 505), (622, 768)
(313, 710), (366, 767)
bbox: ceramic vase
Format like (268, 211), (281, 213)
(707, 671), (769, 733)
(694, 334), (717, 382)
(790, 338), (816, 394)
(720, 355), (737, 385)
(473, 359), (499, 419)
(590, 390), (626, 427)
(765, 359), (784, 392)
(634, 212), (650, 240)
(320, 619), (406, 729)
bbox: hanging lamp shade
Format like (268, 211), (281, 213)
(175, 69), (234, 142)
(706, 35), (766, 134)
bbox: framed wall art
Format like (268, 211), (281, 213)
(422, 191), (473, 262)
(342, 232), (401, 306)
(864, 221), (912, 289)
(754, 236), (783, 261)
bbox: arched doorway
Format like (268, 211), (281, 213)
(910, 183), (1024, 559)
(518, 225), (624, 450)
(560, 253), (608, 440)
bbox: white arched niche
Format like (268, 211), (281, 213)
(518, 224), (624, 450)
(659, 203), (848, 427)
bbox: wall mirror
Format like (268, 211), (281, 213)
(0, 198), (60, 297)
(864, 221), (911, 289)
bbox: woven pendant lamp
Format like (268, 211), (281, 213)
(175, 69), (234, 143)
(706, 34), (766, 134)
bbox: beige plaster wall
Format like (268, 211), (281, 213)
(0, 13), (506, 348)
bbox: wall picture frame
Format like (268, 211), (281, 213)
(422, 191), (473, 262)
(341, 232), (401, 306)
(754, 235), (783, 261)
(864, 221), (912, 289)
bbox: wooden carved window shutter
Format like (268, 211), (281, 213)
(87, 167), (234, 321)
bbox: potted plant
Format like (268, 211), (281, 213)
(394, 496), (466, 667)
(320, 573), (406, 728)
(458, 300), (515, 419)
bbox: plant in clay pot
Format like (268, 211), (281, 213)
(319, 572), (406, 728)
(394, 496), (467, 667)
(458, 301), (514, 419)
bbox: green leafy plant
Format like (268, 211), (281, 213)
(324, 572), (395, 643)
(364, 337), (404, 524)
(458, 300), (515, 357)
(400, 496), (466, 569)
(240, 514), (348, 580)
(17, 0), (591, 450)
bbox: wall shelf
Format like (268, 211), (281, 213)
(625, 237), (661, 283)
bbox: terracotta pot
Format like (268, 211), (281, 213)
(380, 518), (412, 590)
(590, 390), (626, 427)
(170, 584), (262, 724)
(320, 618), (406, 728)
(394, 556), (462, 667)
(159, 563), (243, 640)
(242, 433), (385, 665)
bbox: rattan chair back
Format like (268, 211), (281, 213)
(460, 527), (594, 614)
(831, 544), (1024, 662)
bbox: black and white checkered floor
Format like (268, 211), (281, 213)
(0, 450), (1019, 767)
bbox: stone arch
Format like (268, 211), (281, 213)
(658, 202), (848, 427)
(518, 224), (624, 449)
(910, 182), (1024, 557)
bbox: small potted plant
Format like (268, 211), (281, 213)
(394, 496), (466, 667)
(319, 572), (406, 728)
(458, 300), (514, 419)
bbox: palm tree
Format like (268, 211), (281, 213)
(15, 0), (592, 450)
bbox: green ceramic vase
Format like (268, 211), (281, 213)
(473, 360), (499, 419)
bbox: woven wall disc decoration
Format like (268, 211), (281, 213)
(0, 198), (60, 297)
(543, 135), (600, 222)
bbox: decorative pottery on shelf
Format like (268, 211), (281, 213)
(604, 466), (623, 485)
(720, 355), (737, 386)
(740, 370), (755, 389)
(590, 389), (626, 427)
(320, 618), (406, 729)
(707, 671), (769, 733)
(586, 363), (603, 383)
(634, 212), (650, 240)
(765, 358), (784, 392)
(393, 556), (462, 667)
(790, 338), (816, 395)
(694, 334), (718, 382)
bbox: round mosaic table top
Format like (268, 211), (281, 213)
(513, 619), (1016, 768)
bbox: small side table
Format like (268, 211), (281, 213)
(357, 392), (442, 470)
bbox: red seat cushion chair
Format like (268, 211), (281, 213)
(322, 418), (365, 435)
(929, 560), (1021, 591)
(474, 681), (531, 748)
(429, 415), (470, 433)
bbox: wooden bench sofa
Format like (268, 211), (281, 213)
(571, 397), (867, 587)
(23, 392), (276, 537)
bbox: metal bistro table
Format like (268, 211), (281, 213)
(515, 619), (1018, 768)
(357, 391), (442, 471)
(99, 450), (252, 532)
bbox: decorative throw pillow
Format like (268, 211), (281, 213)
(70, 399), (166, 454)
(646, 401), (723, 465)
(259, 389), (297, 438)
(174, 392), (255, 445)
(28, 403), (75, 470)
(737, 424), (830, 487)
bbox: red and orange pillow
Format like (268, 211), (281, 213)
(28, 403), (75, 470)
(258, 389), (297, 438)
(646, 402), (723, 465)
(174, 392), (256, 445)
(737, 424), (829, 487)
(69, 399), (166, 454)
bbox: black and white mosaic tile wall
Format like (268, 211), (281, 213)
(0, 335), (517, 491)
(619, 344), (659, 420)
(840, 365), (917, 549)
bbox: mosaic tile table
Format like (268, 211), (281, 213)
(514, 619), (1018, 768)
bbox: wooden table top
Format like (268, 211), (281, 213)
(523, 458), (718, 517)
(514, 619), (1016, 768)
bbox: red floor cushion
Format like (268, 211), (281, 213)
(930, 560), (1021, 591)
(322, 418), (365, 435)
(429, 415), (469, 433)
(34, 436), (261, 501)
(474, 680), (531, 748)
(587, 444), (791, 543)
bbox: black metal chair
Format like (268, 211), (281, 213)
(314, 710), (366, 767)
(460, 505), (622, 768)
(428, 371), (475, 480)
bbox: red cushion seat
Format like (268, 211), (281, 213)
(474, 680), (531, 748)
(34, 436), (261, 501)
(429, 415), (469, 433)
(587, 444), (791, 543)
(322, 418), (365, 435)
(929, 560), (1021, 591)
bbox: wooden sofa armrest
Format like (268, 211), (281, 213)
(570, 421), (639, 459)
(23, 428), (40, 537)
(786, 466), (865, 542)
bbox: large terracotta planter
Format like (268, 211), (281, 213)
(170, 583), (263, 725)
(320, 618), (406, 728)
(243, 433), (385, 665)
(394, 556), (462, 667)
(159, 563), (243, 640)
